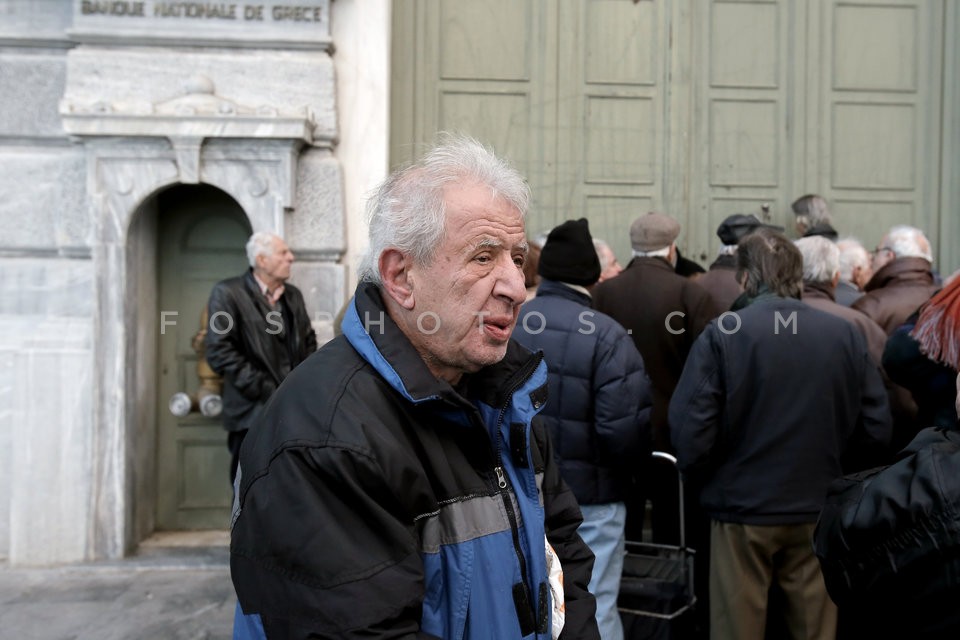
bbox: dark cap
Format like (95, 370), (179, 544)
(716, 214), (784, 246)
(630, 212), (681, 252)
(538, 218), (602, 286)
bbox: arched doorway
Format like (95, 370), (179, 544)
(154, 184), (251, 531)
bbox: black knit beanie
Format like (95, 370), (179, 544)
(537, 218), (602, 286)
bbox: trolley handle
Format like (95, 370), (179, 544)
(651, 450), (686, 549)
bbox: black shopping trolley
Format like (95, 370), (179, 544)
(618, 451), (697, 640)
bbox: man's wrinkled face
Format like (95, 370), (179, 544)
(258, 237), (294, 284)
(406, 182), (528, 383)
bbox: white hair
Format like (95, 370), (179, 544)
(246, 232), (280, 267)
(358, 133), (530, 284)
(795, 236), (840, 284)
(632, 246), (671, 259)
(836, 237), (871, 282)
(883, 225), (933, 262)
(593, 238), (614, 270)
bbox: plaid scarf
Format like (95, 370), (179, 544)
(911, 273), (960, 370)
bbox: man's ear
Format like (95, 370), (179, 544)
(379, 249), (416, 310)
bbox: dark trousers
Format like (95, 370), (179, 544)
(228, 429), (248, 488)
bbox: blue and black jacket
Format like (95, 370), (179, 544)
(231, 282), (599, 639)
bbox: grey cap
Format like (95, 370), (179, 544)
(630, 212), (681, 252)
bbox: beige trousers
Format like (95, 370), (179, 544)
(710, 521), (836, 640)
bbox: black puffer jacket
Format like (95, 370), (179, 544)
(814, 428), (960, 638)
(205, 269), (316, 432)
(513, 280), (652, 505)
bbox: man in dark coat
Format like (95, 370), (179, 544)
(204, 232), (317, 485)
(514, 218), (652, 640)
(670, 229), (891, 640)
(699, 214), (783, 314)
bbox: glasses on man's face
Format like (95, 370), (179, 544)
(872, 246), (894, 257)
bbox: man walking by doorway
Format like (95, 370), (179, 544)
(205, 232), (317, 485)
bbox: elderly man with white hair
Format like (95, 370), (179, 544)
(796, 236), (887, 367)
(835, 238), (873, 307)
(852, 225), (938, 334)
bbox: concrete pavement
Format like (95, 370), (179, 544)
(0, 532), (236, 640)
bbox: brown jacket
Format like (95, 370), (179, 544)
(802, 283), (887, 366)
(853, 257), (937, 335)
(593, 257), (719, 448)
(697, 255), (743, 315)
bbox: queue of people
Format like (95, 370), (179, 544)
(213, 135), (958, 639)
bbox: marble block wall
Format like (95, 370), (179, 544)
(0, 260), (95, 565)
(0, 0), (352, 565)
(0, 1), (93, 564)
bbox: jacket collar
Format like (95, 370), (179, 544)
(534, 279), (591, 305)
(730, 285), (785, 311)
(865, 257), (934, 292)
(342, 282), (542, 409)
(802, 281), (836, 302)
(802, 223), (839, 241)
(625, 255), (674, 272)
(708, 254), (737, 271)
(242, 269), (280, 313)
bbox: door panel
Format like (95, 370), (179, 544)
(392, 0), (953, 270)
(156, 185), (251, 531)
(816, 0), (944, 254)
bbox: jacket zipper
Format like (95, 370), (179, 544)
(490, 352), (543, 629)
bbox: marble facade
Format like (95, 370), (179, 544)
(0, 0), (373, 565)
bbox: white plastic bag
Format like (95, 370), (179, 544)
(545, 537), (565, 639)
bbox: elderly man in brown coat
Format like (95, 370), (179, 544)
(593, 211), (718, 593)
(853, 225), (938, 334)
(795, 236), (888, 366)
(699, 214), (783, 314)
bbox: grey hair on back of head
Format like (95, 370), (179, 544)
(358, 133), (530, 285)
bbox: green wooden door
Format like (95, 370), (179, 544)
(156, 185), (251, 530)
(392, 0), (956, 271)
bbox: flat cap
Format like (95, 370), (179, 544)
(716, 214), (784, 246)
(630, 212), (680, 252)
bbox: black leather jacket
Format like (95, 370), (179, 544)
(205, 269), (317, 432)
(814, 428), (960, 638)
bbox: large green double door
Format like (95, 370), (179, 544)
(392, 0), (959, 272)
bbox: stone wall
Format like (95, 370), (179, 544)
(0, 0), (347, 565)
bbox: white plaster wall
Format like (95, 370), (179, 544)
(332, 0), (391, 295)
